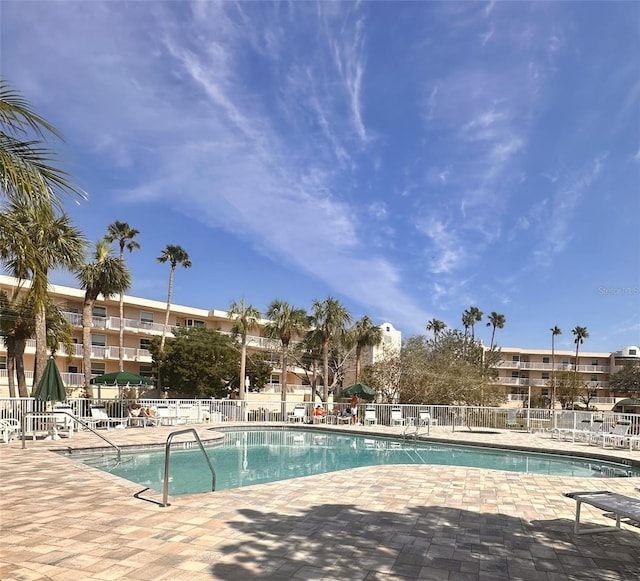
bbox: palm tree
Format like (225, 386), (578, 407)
(426, 318), (446, 344)
(76, 240), (131, 396)
(468, 306), (483, 341)
(0, 290), (33, 397)
(0, 78), (86, 206)
(572, 325), (589, 395)
(105, 221), (140, 372)
(0, 201), (85, 386)
(311, 297), (352, 401)
(157, 245), (191, 352)
(352, 316), (383, 383)
(264, 299), (308, 413)
(229, 297), (260, 400)
(461, 309), (474, 342)
(550, 325), (562, 409)
(486, 312), (506, 351)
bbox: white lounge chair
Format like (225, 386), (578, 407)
(364, 406), (377, 426)
(564, 491), (640, 534)
(89, 405), (127, 429)
(390, 407), (405, 426)
(52, 403), (77, 436)
(597, 421), (632, 448)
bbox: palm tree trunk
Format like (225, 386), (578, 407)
(551, 337), (556, 409)
(33, 304), (47, 391)
(489, 326), (496, 351)
(14, 338), (27, 397)
(118, 293), (125, 372)
(323, 341), (329, 401)
(82, 298), (95, 398)
(280, 345), (288, 418)
(355, 345), (362, 383)
(160, 268), (175, 352)
(5, 339), (16, 398)
(239, 338), (247, 400)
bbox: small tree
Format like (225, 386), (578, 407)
(610, 363), (640, 398)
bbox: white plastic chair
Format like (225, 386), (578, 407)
(1, 418), (20, 443)
(289, 405), (306, 423)
(89, 405), (127, 429)
(390, 407), (405, 426)
(364, 406), (377, 425)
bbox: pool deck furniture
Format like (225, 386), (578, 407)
(564, 490), (640, 534)
(0, 418), (20, 443)
(89, 405), (128, 430)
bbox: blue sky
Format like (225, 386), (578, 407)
(2, 1), (639, 353)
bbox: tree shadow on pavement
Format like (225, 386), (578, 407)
(210, 502), (640, 580)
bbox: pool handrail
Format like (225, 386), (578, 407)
(21, 410), (122, 462)
(162, 428), (216, 507)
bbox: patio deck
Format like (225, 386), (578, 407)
(1, 423), (639, 580)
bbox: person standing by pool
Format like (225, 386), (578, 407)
(350, 394), (359, 425)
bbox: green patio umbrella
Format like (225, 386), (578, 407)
(33, 358), (66, 402)
(341, 383), (376, 400)
(90, 371), (155, 386)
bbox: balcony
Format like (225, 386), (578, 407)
(497, 360), (610, 373)
(495, 377), (530, 386)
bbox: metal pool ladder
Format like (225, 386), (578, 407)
(161, 428), (216, 507)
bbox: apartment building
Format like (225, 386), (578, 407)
(494, 345), (640, 407)
(0, 275), (400, 399)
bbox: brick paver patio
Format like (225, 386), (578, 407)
(1, 423), (639, 580)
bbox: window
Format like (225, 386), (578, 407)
(541, 372), (549, 380)
(591, 359), (598, 366)
(542, 357), (550, 364)
(91, 334), (106, 347)
(140, 311), (154, 324)
(67, 366), (78, 374)
(386, 326), (390, 332)
(185, 319), (205, 327)
(590, 375), (598, 382)
(512, 355), (520, 362)
(92, 306), (107, 318)
(270, 374), (280, 384)
(541, 389), (549, 397)
(629, 349), (637, 356)
(562, 358), (570, 365)
(139, 338), (152, 349)
(139, 365), (154, 378)
(0, 355), (6, 370)
(91, 363), (105, 375)
(511, 371), (519, 378)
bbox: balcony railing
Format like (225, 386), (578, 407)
(497, 360), (610, 373)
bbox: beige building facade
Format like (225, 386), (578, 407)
(0, 275), (399, 400)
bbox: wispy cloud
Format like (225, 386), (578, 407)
(532, 156), (605, 266)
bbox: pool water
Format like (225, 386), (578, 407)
(77, 428), (640, 496)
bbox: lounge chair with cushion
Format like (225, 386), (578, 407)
(52, 403), (78, 436)
(564, 490), (640, 534)
(89, 405), (128, 429)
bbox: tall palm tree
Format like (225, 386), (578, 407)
(76, 240), (131, 396)
(0, 290), (33, 397)
(550, 325), (562, 409)
(486, 312), (506, 351)
(426, 318), (446, 344)
(461, 309), (473, 340)
(157, 245), (191, 352)
(572, 325), (589, 394)
(265, 299), (308, 413)
(352, 316), (383, 383)
(0, 201), (85, 386)
(105, 221), (140, 372)
(229, 297), (260, 400)
(0, 78), (86, 206)
(311, 297), (352, 400)
(468, 306), (483, 341)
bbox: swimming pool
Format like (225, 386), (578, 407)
(76, 428), (640, 496)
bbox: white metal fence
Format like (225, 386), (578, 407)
(1, 398), (639, 436)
